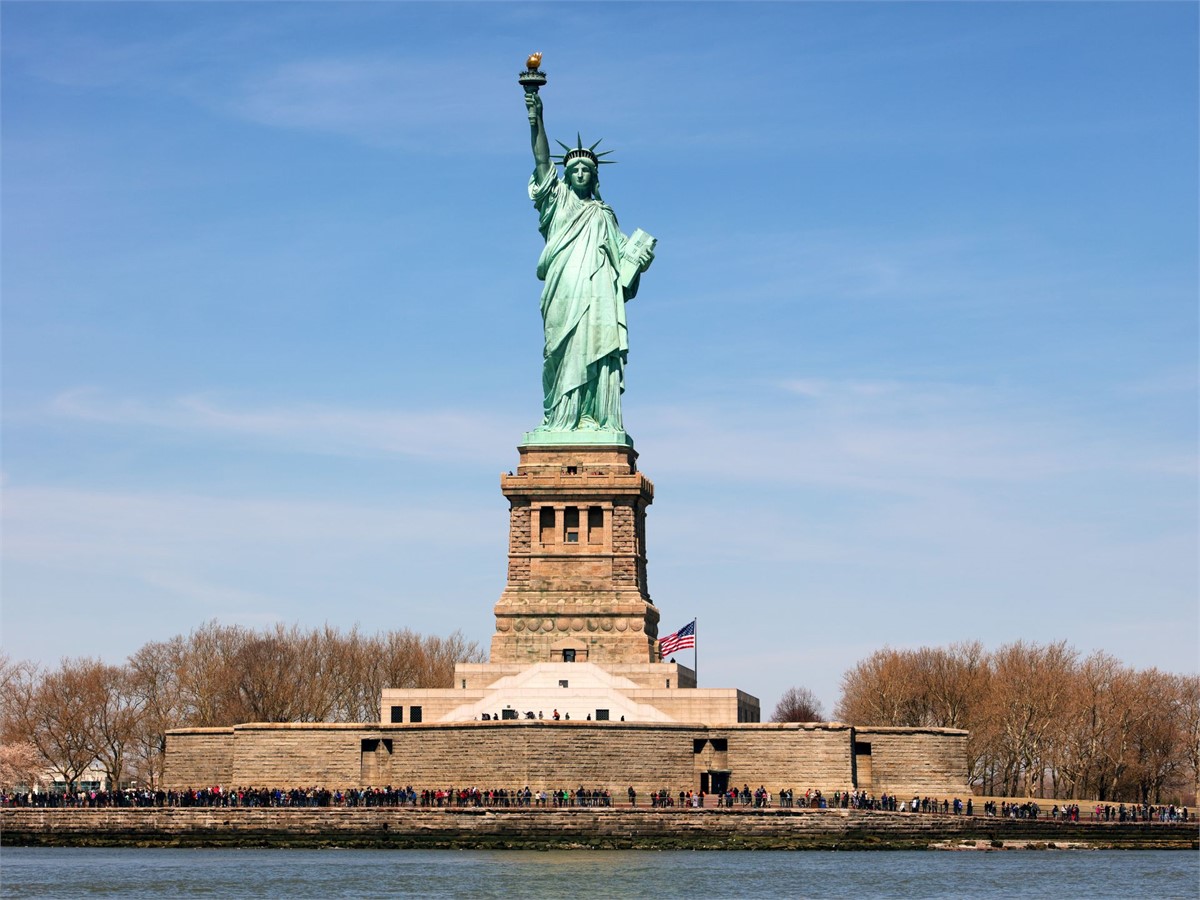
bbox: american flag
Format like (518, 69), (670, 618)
(659, 619), (696, 656)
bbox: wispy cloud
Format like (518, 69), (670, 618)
(0, 483), (501, 660)
(42, 377), (1196, 490)
(640, 375), (1195, 672)
(48, 388), (521, 463)
(663, 226), (1087, 315)
(8, 15), (518, 150)
(214, 56), (509, 147)
(1116, 365), (1200, 399)
(637, 379), (1068, 491)
(2, 484), (490, 570)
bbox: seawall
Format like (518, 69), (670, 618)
(2, 808), (1195, 850)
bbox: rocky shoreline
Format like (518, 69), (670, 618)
(2, 807), (1195, 851)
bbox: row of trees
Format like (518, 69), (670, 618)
(0, 621), (484, 791)
(831, 641), (1199, 805)
(5, 627), (1195, 805)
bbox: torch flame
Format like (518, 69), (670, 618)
(526, 52), (543, 70)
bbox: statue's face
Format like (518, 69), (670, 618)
(566, 161), (595, 196)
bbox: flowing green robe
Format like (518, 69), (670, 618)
(529, 167), (640, 432)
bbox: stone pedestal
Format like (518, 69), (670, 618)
(491, 443), (660, 664)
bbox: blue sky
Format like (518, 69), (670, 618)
(3, 2), (1196, 715)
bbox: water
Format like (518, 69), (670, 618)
(1, 848), (1195, 898)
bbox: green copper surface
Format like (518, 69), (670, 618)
(521, 428), (633, 448)
(523, 86), (655, 446)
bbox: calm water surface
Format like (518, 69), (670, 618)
(1, 848), (1196, 898)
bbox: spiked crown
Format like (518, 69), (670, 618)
(555, 133), (616, 170)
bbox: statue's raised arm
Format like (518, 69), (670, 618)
(526, 92), (551, 183)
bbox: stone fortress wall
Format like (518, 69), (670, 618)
(165, 720), (968, 797)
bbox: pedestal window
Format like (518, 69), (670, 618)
(588, 507), (604, 544)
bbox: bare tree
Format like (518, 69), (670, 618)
(7, 658), (104, 790)
(352, 628), (485, 722)
(1176, 674), (1200, 805)
(1055, 651), (1139, 801)
(0, 653), (36, 740)
(0, 653), (32, 708)
(1127, 669), (1183, 804)
(416, 629), (487, 687)
(835, 648), (922, 726)
(834, 638), (1199, 803)
(178, 621), (252, 726)
(127, 638), (187, 789)
(771, 686), (824, 723)
(90, 663), (144, 791)
(232, 625), (307, 723)
(916, 642), (987, 729)
(328, 626), (381, 722)
(985, 640), (1077, 797)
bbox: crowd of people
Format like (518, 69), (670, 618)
(1087, 803), (1189, 823)
(0, 785), (617, 810)
(0, 786), (1188, 824)
(770, 789), (972, 814)
(981, 800), (1040, 818)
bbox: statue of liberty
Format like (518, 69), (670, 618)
(522, 72), (655, 443)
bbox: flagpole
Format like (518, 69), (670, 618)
(694, 617), (698, 686)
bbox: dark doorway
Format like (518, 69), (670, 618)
(708, 771), (730, 794)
